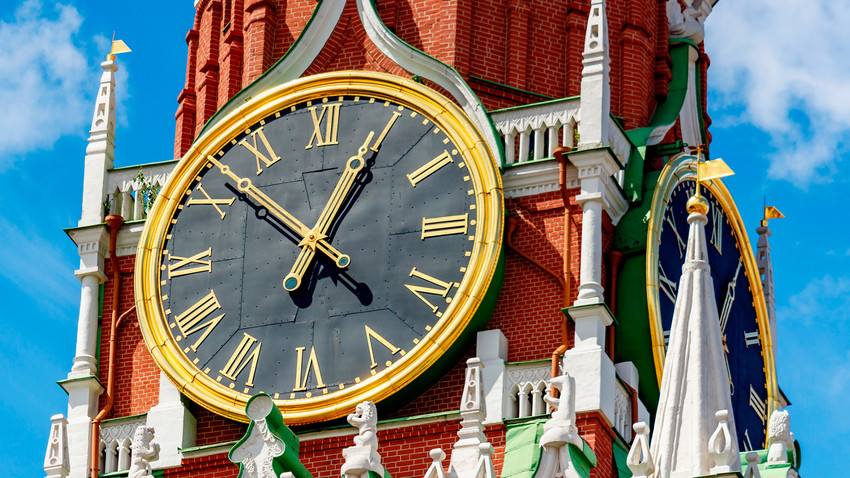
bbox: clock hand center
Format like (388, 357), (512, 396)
(207, 155), (351, 268)
(283, 132), (375, 291)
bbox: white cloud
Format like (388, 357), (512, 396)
(0, 217), (78, 317)
(0, 0), (91, 169)
(706, 0), (850, 188)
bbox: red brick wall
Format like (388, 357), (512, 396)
(174, 0), (678, 157)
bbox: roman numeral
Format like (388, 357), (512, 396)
(186, 184), (235, 219)
(305, 102), (341, 149)
(293, 346), (326, 391)
(238, 126), (281, 175)
(219, 333), (262, 387)
(742, 430), (754, 452)
(749, 385), (767, 425)
(658, 263), (678, 304)
(710, 201), (723, 254)
(744, 330), (760, 347)
(407, 150), (453, 187)
(421, 214), (469, 239)
(370, 111), (402, 152)
(405, 267), (455, 316)
(665, 215), (685, 259)
(167, 248), (212, 278)
(173, 290), (223, 352)
(364, 325), (401, 369)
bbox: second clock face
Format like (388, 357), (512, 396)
(651, 166), (773, 451)
(138, 73), (503, 423)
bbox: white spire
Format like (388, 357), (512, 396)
(79, 58), (119, 226)
(578, 0), (610, 149)
(756, 221), (777, 358)
(649, 195), (740, 477)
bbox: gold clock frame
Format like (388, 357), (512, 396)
(645, 154), (779, 418)
(135, 71), (504, 423)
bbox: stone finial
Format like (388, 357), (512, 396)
(578, 0), (611, 149)
(423, 449), (448, 478)
(44, 414), (69, 478)
(540, 374), (581, 449)
(743, 452), (762, 478)
(766, 409), (794, 465)
(341, 401), (383, 478)
(625, 422), (653, 478)
(472, 443), (496, 478)
(128, 426), (160, 478)
(449, 359), (487, 478)
(709, 410), (734, 474)
(229, 394), (313, 478)
(666, 0), (715, 44)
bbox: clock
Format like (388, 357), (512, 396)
(135, 72), (504, 424)
(646, 154), (777, 450)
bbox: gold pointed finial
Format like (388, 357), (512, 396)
(761, 205), (785, 227)
(107, 32), (131, 61)
(686, 145), (734, 214)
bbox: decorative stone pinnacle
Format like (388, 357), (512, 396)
(625, 422), (653, 478)
(128, 426), (160, 478)
(341, 401), (384, 478)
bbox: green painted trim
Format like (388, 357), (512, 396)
(101, 469), (164, 478)
(503, 414), (551, 426)
(564, 146), (624, 169)
(569, 441), (597, 478)
(180, 441), (238, 454)
(490, 95), (580, 115)
(562, 302), (619, 326)
(231, 394), (314, 478)
(62, 223), (103, 235)
(101, 412), (147, 424)
(56, 375), (105, 395)
(501, 157), (557, 169)
(622, 42), (694, 203)
(468, 75), (555, 101)
(108, 159), (179, 172)
(376, 409), (457, 425)
(612, 436), (633, 478)
(502, 418), (546, 478)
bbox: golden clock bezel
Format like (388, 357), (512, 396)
(135, 71), (504, 423)
(645, 153), (778, 420)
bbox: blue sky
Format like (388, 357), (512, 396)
(1, 0), (845, 476)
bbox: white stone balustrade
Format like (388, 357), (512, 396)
(504, 362), (552, 419)
(613, 379), (633, 442)
(491, 98), (580, 166)
(98, 415), (147, 475)
(104, 162), (173, 222)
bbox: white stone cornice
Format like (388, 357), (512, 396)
(68, 225), (109, 282)
(568, 149), (628, 225)
(491, 99), (580, 137)
(502, 160), (579, 199)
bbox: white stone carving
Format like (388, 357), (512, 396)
(678, 46), (702, 149)
(471, 443), (496, 478)
(449, 359), (487, 478)
(504, 362), (551, 419)
(342, 401), (384, 478)
(491, 98), (580, 166)
(230, 396), (290, 478)
(578, 0), (610, 149)
(709, 410), (735, 474)
(626, 422), (653, 478)
(423, 449), (448, 478)
(534, 374), (582, 478)
(742, 452), (762, 478)
(44, 414), (70, 478)
(128, 426), (160, 478)
(649, 202), (741, 477)
(666, 0), (716, 44)
(356, 0), (501, 163)
(766, 409), (794, 466)
(613, 380), (632, 442)
(99, 415), (147, 475)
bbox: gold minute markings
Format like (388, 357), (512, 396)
(186, 183), (235, 219)
(238, 126), (281, 175)
(172, 290), (224, 352)
(405, 267), (457, 317)
(219, 332), (262, 388)
(407, 150), (453, 187)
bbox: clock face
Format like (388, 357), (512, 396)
(136, 72), (503, 423)
(647, 156), (775, 451)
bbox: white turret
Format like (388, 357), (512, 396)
(648, 193), (740, 477)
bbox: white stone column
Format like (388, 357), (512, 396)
(575, 184), (605, 305)
(70, 275), (100, 375)
(146, 372), (196, 468)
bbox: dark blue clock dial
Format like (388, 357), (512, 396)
(158, 95), (479, 400)
(656, 179), (769, 451)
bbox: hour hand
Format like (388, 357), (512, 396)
(207, 156), (351, 269)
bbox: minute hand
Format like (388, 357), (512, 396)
(283, 132), (374, 291)
(207, 155), (350, 268)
